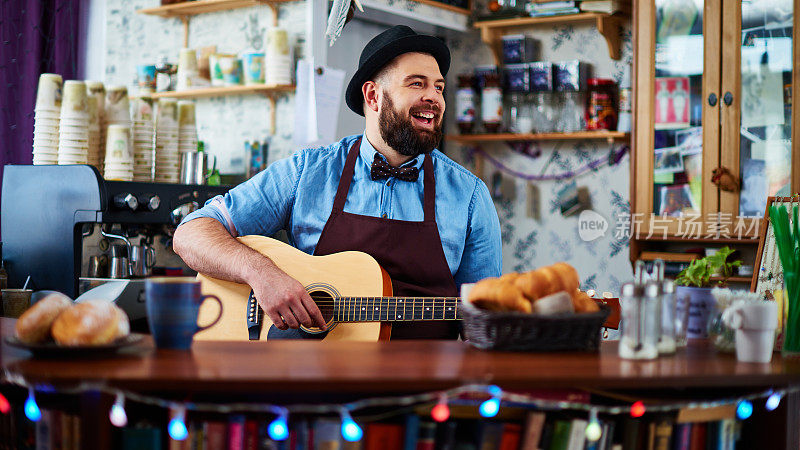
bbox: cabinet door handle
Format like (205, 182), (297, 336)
(723, 91), (733, 106)
(708, 93), (718, 106)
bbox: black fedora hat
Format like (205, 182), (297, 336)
(345, 25), (450, 116)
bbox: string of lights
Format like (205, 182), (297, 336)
(1, 368), (797, 443)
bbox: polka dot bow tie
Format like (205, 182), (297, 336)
(370, 154), (419, 182)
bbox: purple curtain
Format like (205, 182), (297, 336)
(0, 0), (81, 228)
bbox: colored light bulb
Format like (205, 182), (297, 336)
(736, 400), (753, 420)
(630, 401), (646, 418)
(24, 389), (41, 422)
(0, 392), (10, 414)
(109, 394), (128, 427)
(168, 407), (188, 440)
(585, 421), (602, 441)
(268, 412), (289, 441)
(479, 398), (500, 418)
(766, 393), (782, 411)
(431, 402), (450, 422)
(340, 411), (363, 442)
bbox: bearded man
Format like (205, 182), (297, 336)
(173, 25), (501, 339)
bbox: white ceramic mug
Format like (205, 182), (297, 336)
(722, 301), (778, 363)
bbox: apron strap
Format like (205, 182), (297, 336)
(332, 137), (362, 213)
(423, 153), (435, 223)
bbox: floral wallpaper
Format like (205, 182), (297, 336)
(444, 11), (635, 296)
(104, 0), (306, 172)
(104, 0), (634, 295)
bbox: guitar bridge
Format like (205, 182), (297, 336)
(247, 290), (263, 340)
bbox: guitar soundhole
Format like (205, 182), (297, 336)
(310, 291), (335, 323)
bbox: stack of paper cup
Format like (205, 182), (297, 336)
(176, 48), (199, 91)
(104, 124), (134, 181)
(132, 95), (156, 182)
(58, 80), (89, 165)
(266, 28), (293, 86)
(32, 73), (63, 165)
(86, 81), (106, 168)
(155, 98), (180, 183)
(87, 96), (103, 170)
(177, 101), (198, 154)
(105, 86), (131, 127)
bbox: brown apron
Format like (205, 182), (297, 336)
(313, 137), (460, 339)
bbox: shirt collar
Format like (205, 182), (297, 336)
(358, 132), (425, 172)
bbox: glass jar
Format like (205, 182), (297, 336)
(619, 282), (659, 360)
(586, 78), (617, 130)
(456, 74), (476, 134)
(481, 73), (503, 133)
(531, 92), (555, 133)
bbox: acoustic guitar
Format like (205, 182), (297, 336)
(195, 235), (461, 341)
(195, 236), (621, 342)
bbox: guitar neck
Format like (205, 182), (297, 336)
(333, 297), (461, 322)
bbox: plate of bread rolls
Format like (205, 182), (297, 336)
(461, 263), (610, 352)
(5, 293), (143, 357)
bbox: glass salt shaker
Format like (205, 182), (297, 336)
(619, 282), (659, 360)
(658, 280), (677, 354)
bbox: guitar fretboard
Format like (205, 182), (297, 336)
(331, 297), (461, 322)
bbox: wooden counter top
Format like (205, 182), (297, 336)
(3, 318), (800, 397)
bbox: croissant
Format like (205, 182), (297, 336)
(468, 277), (532, 313)
(572, 291), (600, 313)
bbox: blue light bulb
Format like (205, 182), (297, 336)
(736, 400), (753, 420)
(341, 417), (363, 442)
(268, 416), (289, 440)
(479, 398), (500, 418)
(766, 393), (782, 411)
(487, 385), (502, 397)
(168, 416), (188, 440)
(24, 389), (41, 422)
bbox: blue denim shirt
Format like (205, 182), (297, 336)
(181, 134), (502, 286)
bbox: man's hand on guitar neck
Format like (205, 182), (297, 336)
(173, 218), (327, 331)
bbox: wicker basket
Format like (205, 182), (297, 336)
(461, 301), (611, 352)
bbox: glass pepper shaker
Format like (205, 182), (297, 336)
(619, 281), (659, 360)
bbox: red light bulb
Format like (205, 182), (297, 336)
(431, 402), (450, 422)
(630, 401), (646, 418)
(0, 392), (9, 414)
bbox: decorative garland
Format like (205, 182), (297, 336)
(467, 145), (629, 182)
(0, 368), (796, 443)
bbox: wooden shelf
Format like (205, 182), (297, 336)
(474, 13), (627, 62)
(137, 0), (296, 18)
(446, 131), (629, 143)
(137, 0), (298, 45)
(149, 84), (294, 99)
(633, 235), (760, 244)
(150, 84), (294, 134)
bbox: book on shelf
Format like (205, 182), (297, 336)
(530, 8), (581, 17)
(403, 414), (420, 450)
(478, 421), (504, 450)
(498, 422), (522, 450)
(579, 0), (630, 14)
(203, 420), (227, 450)
(566, 418), (587, 450)
(520, 411), (546, 450)
(415, 420), (436, 450)
(364, 423), (404, 450)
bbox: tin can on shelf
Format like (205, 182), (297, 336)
(586, 78), (617, 131)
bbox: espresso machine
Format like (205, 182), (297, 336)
(1, 165), (231, 320)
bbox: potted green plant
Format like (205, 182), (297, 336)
(675, 247), (742, 339)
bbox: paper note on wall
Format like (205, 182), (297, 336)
(292, 60), (346, 147)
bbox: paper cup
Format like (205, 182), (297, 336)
(35, 74), (63, 110)
(242, 51), (265, 85)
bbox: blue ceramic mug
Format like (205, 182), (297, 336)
(145, 277), (222, 350)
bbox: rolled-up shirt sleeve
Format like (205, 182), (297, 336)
(179, 149), (306, 237)
(454, 179), (502, 286)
